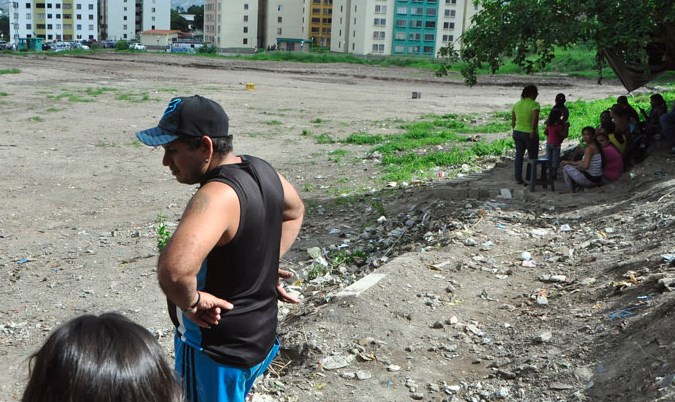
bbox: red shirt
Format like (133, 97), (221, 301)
(545, 123), (565, 146)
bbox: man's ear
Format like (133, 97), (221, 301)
(200, 136), (214, 154)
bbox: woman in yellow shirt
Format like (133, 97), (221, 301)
(511, 85), (540, 185)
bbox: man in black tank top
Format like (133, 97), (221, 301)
(135, 95), (304, 402)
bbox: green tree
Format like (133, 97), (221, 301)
(455, 0), (675, 85)
(171, 8), (189, 32)
(187, 5), (204, 32)
(0, 15), (9, 42)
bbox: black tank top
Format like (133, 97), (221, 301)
(168, 155), (284, 367)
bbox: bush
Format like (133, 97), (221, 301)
(115, 40), (129, 51)
(198, 44), (217, 54)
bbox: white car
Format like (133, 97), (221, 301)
(130, 43), (146, 51)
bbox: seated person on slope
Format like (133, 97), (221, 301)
(561, 126), (603, 193)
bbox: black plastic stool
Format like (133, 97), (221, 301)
(526, 158), (554, 192)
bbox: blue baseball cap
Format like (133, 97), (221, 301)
(136, 95), (229, 146)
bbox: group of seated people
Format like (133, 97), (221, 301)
(549, 94), (673, 193)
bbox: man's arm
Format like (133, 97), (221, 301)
(278, 173), (304, 258)
(157, 182), (237, 324)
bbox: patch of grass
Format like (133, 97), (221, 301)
(301, 129), (312, 136)
(0, 92), (9, 96)
(48, 92), (95, 102)
(328, 149), (349, 163)
(0, 68), (20, 75)
(86, 87), (117, 96)
(116, 93), (152, 103)
(315, 133), (336, 144)
(45, 107), (61, 112)
(28, 116), (44, 122)
(303, 183), (315, 191)
(311, 118), (325, 124)
(266, 120), (283, 126)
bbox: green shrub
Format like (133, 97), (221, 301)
(115, 40), (129, 51)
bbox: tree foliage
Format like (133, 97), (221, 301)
(0, 15), (9, 41)
(171, 9), (190, 32)
(456, 0), (675, 85)
(187, 5), (204, 31)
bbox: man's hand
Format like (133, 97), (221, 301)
(277, 269), (300, 304)
(185, 291), (233, 328)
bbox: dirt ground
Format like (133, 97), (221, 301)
(1, 52), (674, 402)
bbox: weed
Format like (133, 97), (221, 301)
(156, 215), (172, 251)
(45, 107), (61, 112)
(28, 116), (44, 122)
(0, 68), (20, 75)
(302, 129), (312, 136)
(0, 92), (9, 96)
(266, 120), (284, 126)
(311, 118), (325, 124)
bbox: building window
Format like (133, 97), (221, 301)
(244, 3), (249, 10)
(244, 15), (248, 21)
(408, 33), (420, 40)
(372, 44), (384, 53)
(373, 18), (386, 26)
(443, 22), (454, 29)
(444, 9), (455, 17)
(243, 38), (248, 44)
(442, 34), (453, 42)
(410, 20), (422, 28)
(76, 4), (81, 9)
(89, 4), (93, 10)
(396, 6), (406, 14)
(395, 32), (405, 40)
(47, 23), (52, 29)
(426, 8), (436, 16)
(425, 20), (435, 28)
(375, 5), (387, 13)
(373, 31), (385, 39)
(423, 46), (434, 53)
(410, 7), (422, 15)
(395, 45), (404, 52)
(278, 4), (283, 11)
(424, 33), (434, 41)
(277, 28), (282, 34)
(243, 26), (248, 33)
(77, 24), (81, 29)
(26, 12), (31, 18)
(89, 24), (93, 30)
(278, 16), (282, 23)
(77, 14), (81, 20)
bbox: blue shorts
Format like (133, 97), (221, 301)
(174, 334), (280, 402)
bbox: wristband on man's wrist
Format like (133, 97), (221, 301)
(182, 291), (200, 312)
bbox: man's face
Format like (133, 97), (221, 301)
(162, 140), (205, 185)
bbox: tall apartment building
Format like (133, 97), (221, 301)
(8, 0), (98, 43)
(307, 0), (331, 47)
(331, 0), (480, 56)
(99, 0), (169, 41)
(204, 0), (306, 51)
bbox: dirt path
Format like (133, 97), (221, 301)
(0, 52), (673, 402)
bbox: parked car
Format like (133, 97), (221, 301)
(70, 41), (90, 50)
(130, 43), (146, 51)
(53, 42), (72, 52)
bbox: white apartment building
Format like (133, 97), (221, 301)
(204, 0), (306, 51)
(100, 0), (170, 42)
(8, 0), (98, 43)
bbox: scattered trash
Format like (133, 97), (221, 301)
(16, 258), (30, 264)
(559, 224), (572, 232)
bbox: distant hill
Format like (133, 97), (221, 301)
(172, 0), (203, 11)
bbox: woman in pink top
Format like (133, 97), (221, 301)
(596, 129), (623, 182)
